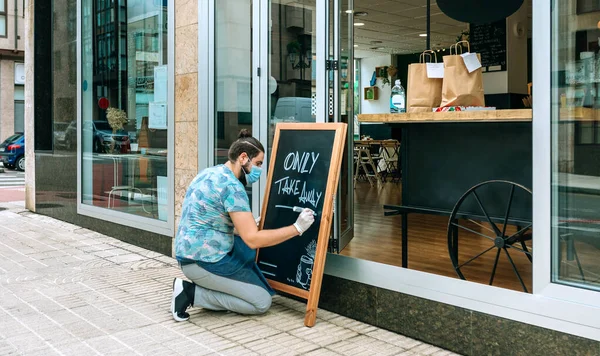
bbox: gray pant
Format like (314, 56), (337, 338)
(181, 263), (272, 315)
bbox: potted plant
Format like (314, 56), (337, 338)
(106, 107), (128, 153)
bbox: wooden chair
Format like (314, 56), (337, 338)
(353, 142), (383, 187)
(380, 140), (401, 183)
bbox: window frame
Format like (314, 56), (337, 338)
(534, 0), (600, 304)
(76, 0), (175, 237)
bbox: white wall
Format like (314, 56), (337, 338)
(360, 55), (393, 114)
(480, 2), (528, 96)
(483, 72), (508, 95)
(507, 1), (528, 94)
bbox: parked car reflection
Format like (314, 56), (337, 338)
(60, 120), (131, 153)
(0, 133), (25, 171)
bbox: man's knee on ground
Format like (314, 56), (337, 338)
(251, 294), (272, 314)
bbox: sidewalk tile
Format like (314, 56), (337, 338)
(0, 204), (459, 356)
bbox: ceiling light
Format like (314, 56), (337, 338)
(354, 44), (358, 47)
(345, 10), (353, 14)
(419, 33), (428, 37)
(354, 22), (365, 26)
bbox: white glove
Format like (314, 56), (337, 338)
(293, 208), (315, 236)
(255, 216), (261, 226)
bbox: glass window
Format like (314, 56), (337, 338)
(214, 0), (253, 167)
(81, 0), (170, 221)
(0, 12), (6, 37)
(214, 0), (253, 203)
(551, 0), (600, 291)
(267, 1), (317, 155)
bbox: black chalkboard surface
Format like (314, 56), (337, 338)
(470, 20), (507, 72)
(257, 122), (347, 327)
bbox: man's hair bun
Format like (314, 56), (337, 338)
(238, 129), (252, 138)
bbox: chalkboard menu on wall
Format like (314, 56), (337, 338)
(470, 20), (507, 72)
(257, 123), (347, 327)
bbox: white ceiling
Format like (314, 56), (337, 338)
(277, 0), (532, 58)
(349, 0), (532, 58)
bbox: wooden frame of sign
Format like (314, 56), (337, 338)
(257, 122), (347, 327)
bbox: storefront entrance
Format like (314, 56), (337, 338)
(201, 0), (355, 250)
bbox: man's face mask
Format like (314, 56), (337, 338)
(242, 157), (263, 185)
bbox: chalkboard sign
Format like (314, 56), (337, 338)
(257, 122), (347, 327)
(470, 20), (507, 72)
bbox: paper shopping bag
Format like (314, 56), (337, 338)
(407, 50), (443, 113)
(441, 41), (485, 107)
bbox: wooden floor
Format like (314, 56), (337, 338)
(341, 181), (535, 293)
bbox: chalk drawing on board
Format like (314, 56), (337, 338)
(258, 261), (278, 277)
(288, 240), (318, 290)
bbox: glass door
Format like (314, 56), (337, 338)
(259, 0), (351, 249)
(260, 0), (321, 206)
(325, 0), (354, 252)
(264, 0), (318, 157)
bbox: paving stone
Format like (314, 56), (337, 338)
(0, 203), (454, 355)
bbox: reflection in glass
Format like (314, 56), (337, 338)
(551, 0), (600, 290)
(214, 0), (253, 202)
(81, 0), (169, 221)
(267, 0), (317, 159)
(214, 0), (252, 166)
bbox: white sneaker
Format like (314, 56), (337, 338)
(171, 278), (191, 321)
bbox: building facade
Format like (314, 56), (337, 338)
(27, 0), (600, 354)
(0, 0), (25, 142)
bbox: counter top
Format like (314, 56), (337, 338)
(358, 109), (532, 123)
(358, 107), (600, 123)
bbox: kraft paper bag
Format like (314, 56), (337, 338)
(441, 41), (485, 107)
(407, 50), (443, 113)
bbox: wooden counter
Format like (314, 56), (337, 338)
(359, 107), (600, 123)
(358, 109), (532, 123)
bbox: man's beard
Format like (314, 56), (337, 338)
(238, 161), (250, 186)
(238, 173), (247, 186)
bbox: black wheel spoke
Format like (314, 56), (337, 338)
(451, 222), (496, 242)
(489, 248), (501, 286)
(473, 191), (502, 237)
(506, 224), (532, 241)
(501, 185), (515, 237)
(505, 243), (532, 256)
(503, 248), (529, 293)
(467, 219), (495, 234)
(457, 246), (496, 269)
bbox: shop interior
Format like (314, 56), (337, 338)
(328, 0), (535, 293)
(340, 0), (600, 294)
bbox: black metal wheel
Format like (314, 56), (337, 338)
(447, 180), (533, 292)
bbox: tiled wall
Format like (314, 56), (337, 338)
(318, 275), (600, 356)
(174, 0), (200, 237)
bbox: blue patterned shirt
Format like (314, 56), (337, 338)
(175, 165), (251, 263)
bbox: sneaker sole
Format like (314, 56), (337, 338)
(171, 278), (189, 322)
